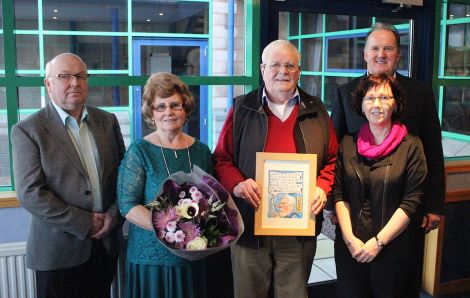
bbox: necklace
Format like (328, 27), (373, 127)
(156, 132), (193, 177)
(156, 132), (179, 158)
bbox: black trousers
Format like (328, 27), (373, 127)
(334, 227), (420, 298)
(36, 239), (117, 298)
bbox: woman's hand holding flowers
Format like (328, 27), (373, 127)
(147, 167), (243, 260)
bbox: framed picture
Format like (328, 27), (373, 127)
(254, 152), (317, 236)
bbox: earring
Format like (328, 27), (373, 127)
(152, 119), (155, 126)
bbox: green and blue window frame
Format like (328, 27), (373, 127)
(0, 0), (261, 192)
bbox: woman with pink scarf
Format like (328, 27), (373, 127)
(332, 74), (427, 298)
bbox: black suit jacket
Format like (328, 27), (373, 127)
(331, 73), (445, 215)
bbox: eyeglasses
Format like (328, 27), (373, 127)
(152, 102), (184, 112)
(264, 63), (299, 73)
(363, 95), (394, 104)
(54, 73), (89, 81)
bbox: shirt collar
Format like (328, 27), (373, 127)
(51, 100), (88, 126)
(366, 71), (397, 78)
(261, 87), (300, 106)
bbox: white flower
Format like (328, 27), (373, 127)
(166, 220), (177, 232)
(178, 198), (193, 206)
(191, 190), (204, 201)
(186, 236), (208, 250)
(211, 200), (226, 212)
(175, 202), (199, 219)
(174, 230), (185, 243)
(179, 191), (186, 199)
(189, 186), (198, 194)
(165, 231), (175, 243)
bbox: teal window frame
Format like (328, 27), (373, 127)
(0, 0), (262, 193)
(434, 0), (470, 144)
(286, 13), (411, 106)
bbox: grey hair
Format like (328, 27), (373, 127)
(261, 39), (301, 64)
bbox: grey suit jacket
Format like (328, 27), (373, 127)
(12, 102), (126, 271)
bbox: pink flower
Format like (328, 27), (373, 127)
(189, 186), (198, 194)
(165, 231), (175, 243)
(191, 191), (204, 201)
(179, 191), (186, 199)
(153, 208), (178, 232)
(166, 220), (177, 232)
(174, 230), (185, 243)
(158, 230), (166, 239)
(179, 222), (200, 245)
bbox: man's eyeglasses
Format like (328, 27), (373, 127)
(54, 73), (89, 81)
(152, 102), (184, 112)
(264, 63), (299, 73)
(363, 95), (394, 104)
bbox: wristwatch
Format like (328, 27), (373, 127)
(375, 236), (386, 247)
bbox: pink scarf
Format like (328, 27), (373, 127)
(357, 122), (408, 159)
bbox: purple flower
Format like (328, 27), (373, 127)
(149, 171), (242, 254)
(153, 208), (178, 231)
(224, 207), (240, 234)
(179, 222), (201, 245)
(218, 234), (236, 246)
(174, 230), (185, 243)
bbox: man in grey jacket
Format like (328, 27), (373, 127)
(12, 53), (125, 298)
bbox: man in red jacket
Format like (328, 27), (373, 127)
(214, 39), (338, 298)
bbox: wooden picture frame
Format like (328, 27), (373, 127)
(254, 152), (317, 236)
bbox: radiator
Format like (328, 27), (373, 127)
(0, 242), (127, 298)
(0, 242), (35, 298)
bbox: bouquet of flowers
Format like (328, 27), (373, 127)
(147, 166), (244, 260)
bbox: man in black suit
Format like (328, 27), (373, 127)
(331, 22), (445, 293)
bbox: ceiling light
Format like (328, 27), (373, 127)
(159, 12), (164, 16)
(146, 19), (151, 22)
(53, 9), (58, 13)
(53, 16), (57, 20)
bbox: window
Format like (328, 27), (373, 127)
(279, 12), (411, 113)
(0, 0), (259, 193)
(436, 1), (470, 158)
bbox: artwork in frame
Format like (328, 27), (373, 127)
(254, 152), (317, 236)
